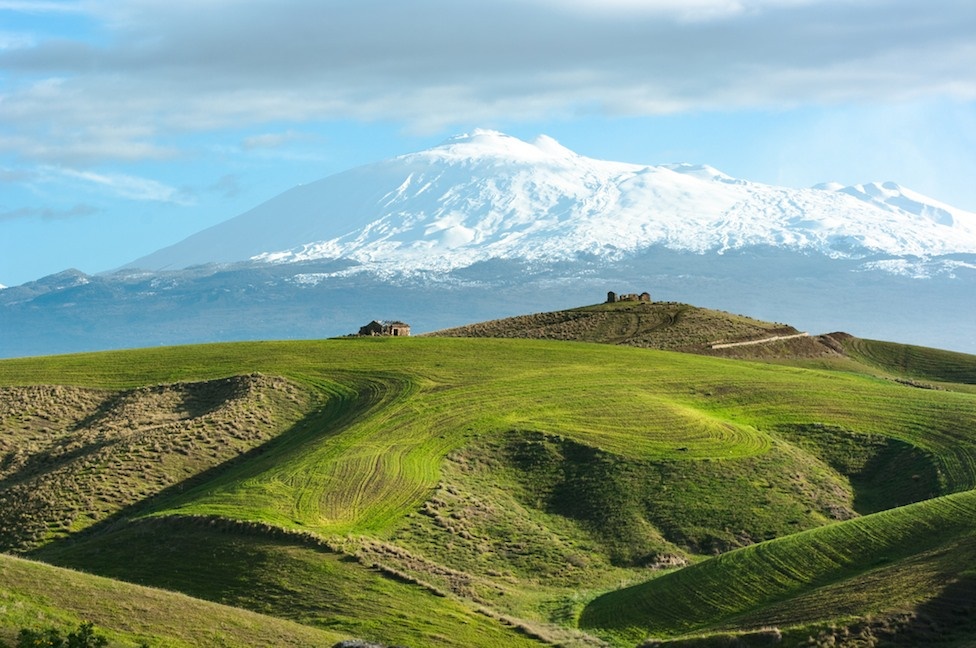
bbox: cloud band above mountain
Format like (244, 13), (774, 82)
(1, 0), (974, 163)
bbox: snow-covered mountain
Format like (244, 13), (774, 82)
(131, 129), (976, 276)
(4, 130), (975, 359)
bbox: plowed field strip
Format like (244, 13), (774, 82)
(153, 373), (420, 532)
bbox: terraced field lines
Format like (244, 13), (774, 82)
(844, 337), (976, 385)
(158, 374), (417, 533)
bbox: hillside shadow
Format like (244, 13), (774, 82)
(850, 439), (942, 515)
(897, 574), (976, 644)
(772, 423), (944, 516)
(177, 375), (260, 419)
(70, 390), (131, 431)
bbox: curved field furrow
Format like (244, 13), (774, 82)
(843, 337), (976, 385)
(161, 368), (478, 536)
(157, 346), (785, 538)
(685, 372), (976, 492)
(5, 338), (976, 542)
(432, 372), (773, 460)
(156, 373), (425, 533)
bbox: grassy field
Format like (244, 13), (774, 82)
(1, 326), (976, 646)
(34, 517), (544, 648)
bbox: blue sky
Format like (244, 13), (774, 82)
(1, 0), (974, 287)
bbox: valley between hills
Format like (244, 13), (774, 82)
(2, 301), (976, 647)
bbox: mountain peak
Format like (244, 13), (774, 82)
(438, 128), (515, 145)
(664, 162), (737, 183)
(425, 129), (579, 164)
(530, 134), (578, 159)
(812, 181), (845, 192)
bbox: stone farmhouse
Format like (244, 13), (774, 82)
(358, 320), (411, 337)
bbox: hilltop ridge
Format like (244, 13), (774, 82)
(429, 298), (843, 359)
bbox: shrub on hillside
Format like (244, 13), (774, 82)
(1, 622), (108, 648)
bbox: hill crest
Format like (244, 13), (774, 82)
(429, 299), (843, 359)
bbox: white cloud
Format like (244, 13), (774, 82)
(0, 203), (97, 221)
(57, 168), (190, 204)
(533, 0), (822, 21)
(0, 0), (973, 162)
(0, 1), (87, 11)
(242, 130), (310, 151)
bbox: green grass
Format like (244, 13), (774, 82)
(773, 423), (941, 514)
(0, 553), (348, 647)
(3, 335), (976, 646)
(841, 336), (976, 385)
(9, 337), (975, 535)
(399, 430), (853, 567)
(35, 516), (543, 648)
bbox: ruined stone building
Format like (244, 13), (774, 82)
(358, 320), (411, 337)
(606, 291), (651, 304)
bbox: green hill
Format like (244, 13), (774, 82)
(428, 300), (838, 358)
(580, 488), (976, 645)
(31, 517), (543, 648)
(1, 323), (975, 646)
(835, 333), (976, 386)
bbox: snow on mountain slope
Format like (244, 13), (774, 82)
(820, 181), (968, 228)
(129, 130), (976, 274)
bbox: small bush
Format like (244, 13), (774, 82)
(3, 622), (108, 648)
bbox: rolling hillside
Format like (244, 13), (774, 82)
(837, 334), (976, 386)
(0, 553), (348, 647)
(1, 319), (975, 646)
(427, 299), (844, 359)
(580, 488), (976, 645)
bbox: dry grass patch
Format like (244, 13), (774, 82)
(0, 374), (310, 551)
(428, 301), (828, 358)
